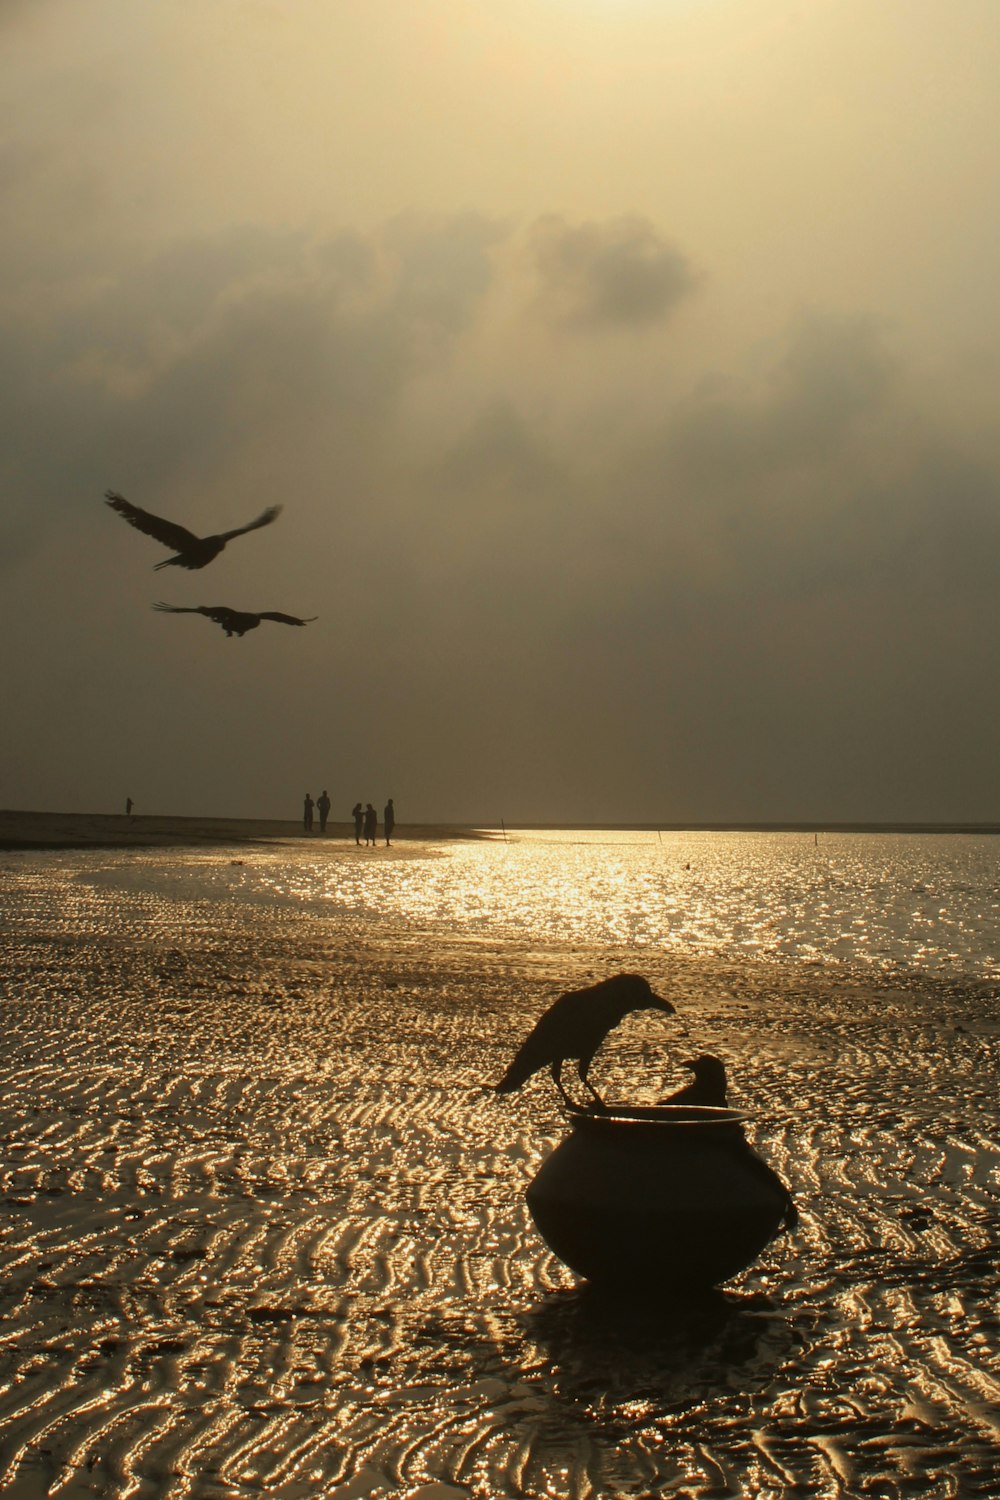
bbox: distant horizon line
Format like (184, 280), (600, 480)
(490, 820), (1000, 833)
(5, 808), (1000, 837)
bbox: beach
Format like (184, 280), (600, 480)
(0, 838), (998, 1498)
(0, 810), (483, 852)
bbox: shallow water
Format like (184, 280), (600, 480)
(0, 843), (998, 1498)
(74, 827), (1000, 983)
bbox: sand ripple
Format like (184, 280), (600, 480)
(0, 854), (998, 1497)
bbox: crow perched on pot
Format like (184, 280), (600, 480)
(105, 490), (282, 571)
(495, 973), (675, 1108)
(660, 1053), (728, 1106)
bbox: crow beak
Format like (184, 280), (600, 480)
(682, 1056), (698, 1070)
(651, 994), (676, 1014)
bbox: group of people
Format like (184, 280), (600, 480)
(352, 799), (395, 846)
(301, 792), (395, 845)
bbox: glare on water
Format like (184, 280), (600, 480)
(81, 827), (1000, 982)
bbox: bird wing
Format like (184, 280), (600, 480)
(217, 505), (282, 543)
(105, 492), (200, 551)
(257, 612), (318, 627)
(153, 603), (236, 624)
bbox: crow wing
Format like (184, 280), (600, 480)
(217, 505), (282, 542)
(152, 603), (237, 625)
(258, 612), (317, 627)
(106, 492), (200, 551)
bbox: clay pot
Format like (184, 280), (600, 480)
(526, 1105), (794, 1289)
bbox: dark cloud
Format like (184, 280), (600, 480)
(666, 313), (897, 490)
(584, 314), (919, 606)
(529, 214), (697, 330)
(422, 399), (568, 575)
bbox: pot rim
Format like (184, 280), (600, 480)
(566, 1103), (747, 1127)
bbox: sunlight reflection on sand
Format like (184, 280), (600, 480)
(0, 842), (998, 1497)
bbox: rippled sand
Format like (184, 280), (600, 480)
(1, 852), (998, 1498)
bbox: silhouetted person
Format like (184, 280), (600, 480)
(317, 790), (331, 834)
(125, 797), (133, 818)
(384, 798), (395, 846)
(352, 803), (363, 845)
(495, 973), (675, 1108)
(303, 793), (314, 833)
(153, 603), (316, 637)
(364, 803), (377, 846)
(106, 491), (282, 570)
(660, 1054), (728, 1106)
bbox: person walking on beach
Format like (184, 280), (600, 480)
(317, 789), (331, 834)
(384, 798), (395, 846)
(364, 802), (377, 846)
(352, 802), (363, 845)
(125, 797), (133, 818)
(303, 793), (314, 833)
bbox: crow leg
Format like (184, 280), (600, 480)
(550, 1062), (578, 1109)
(578, 1060), (605, 1109)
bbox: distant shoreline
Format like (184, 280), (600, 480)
(2, 807), (999, 851)
(0, 810), (488, 851)
(500, 821), (1000, 835)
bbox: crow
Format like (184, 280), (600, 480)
(153, 603), (317, 637)
(660, 1053), (728, 1107)
(660, 1056), (798, 1229)
(105, 490), (281, 570)
(495, 973), (675, 1108)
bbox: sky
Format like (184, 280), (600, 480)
(4, 0), (1000, 825)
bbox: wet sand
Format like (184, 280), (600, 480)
(1, 850), (998, 1497)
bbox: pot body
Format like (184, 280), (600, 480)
(526, 1106), (793, 1289)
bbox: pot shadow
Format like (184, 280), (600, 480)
(512, 1279), (801, 1409)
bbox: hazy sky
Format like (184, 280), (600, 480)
(5, 0), (1000, 823)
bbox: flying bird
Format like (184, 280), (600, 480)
(660, 1053), (728, 1107)
(153, 603), (317, 638)
(105, 490), (282, 570)
(495, 973), (675, 1108)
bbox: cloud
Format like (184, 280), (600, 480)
(665, 313), (897, 491)
(381, 211), (508, 341)
(0, 213), (509, 568)
(529, 213), (697, 331)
